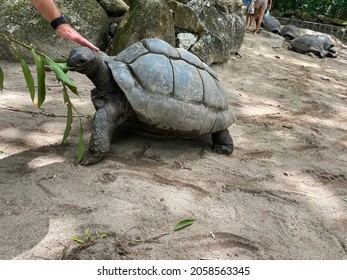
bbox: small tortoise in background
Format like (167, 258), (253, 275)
(67, 38), (236, 165)
(280, 24), (301, 41)
(289, 34), (337, 58)
(262, 15), (282, 35)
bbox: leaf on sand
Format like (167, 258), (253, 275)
(174, 219), (196, 231)
(71, 237), (84, 244)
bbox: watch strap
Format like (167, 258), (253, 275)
(50, 15), (68, 30)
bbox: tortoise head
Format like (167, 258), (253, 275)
(67, 47), (99, 74)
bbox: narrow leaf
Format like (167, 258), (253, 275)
(62, 84), (68, 104)
(32, 50), (46, 107)
(14, 50), (35, 102)
(45, 57), (77, 94)
(71, 237), (84, 244)
(55, 62), (71, 73)
(76, 122), (85, 163)
(62, 91), (73, 143)
(0, 67), (4, 92)
(174, 219), (196, 231)
(343, 198), (347, 203)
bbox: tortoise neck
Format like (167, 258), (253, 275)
(86, 56), (112, 92)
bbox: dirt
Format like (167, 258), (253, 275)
(0, 29), (346, 260)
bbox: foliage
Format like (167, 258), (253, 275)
(173, 219), (196, 231)
(72, 229), (108, 244)
(0, 32), (85, 163)
(273, 0), (347, 20)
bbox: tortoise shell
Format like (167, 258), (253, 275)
(105, 38), (235, 136)
(290, 35), (337, 58)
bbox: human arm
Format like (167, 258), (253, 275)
(29, 0), (99, 51)
(267, 0), (272, 11)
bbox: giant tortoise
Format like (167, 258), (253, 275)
(289, 34), (337, 58)
(67, 38), (236, 165)
(262, 15), (282, 34)
(280, 24), (301, 41)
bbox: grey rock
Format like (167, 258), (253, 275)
(170, 0), (245, 65)
(98, 0), (129, 16)
(111, 0), (175, 55)
(176, 33), (198, 49)
(0, 0), (109, 62)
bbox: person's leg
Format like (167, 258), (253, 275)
(248, 14), (254, 30)
(251, 8), (259, 32)
(254, 8), (265, 34)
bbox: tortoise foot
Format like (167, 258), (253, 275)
(212, 144), (233, 155)
(79, 150), (104, 166)
(211, 129), (234, 156)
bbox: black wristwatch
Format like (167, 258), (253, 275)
(50, 14), (68, 30)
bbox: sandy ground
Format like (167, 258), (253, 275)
(0, 29), (346, 260)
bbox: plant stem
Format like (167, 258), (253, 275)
(0, 32), (46, 57)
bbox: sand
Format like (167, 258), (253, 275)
(0, 30), (346, 260)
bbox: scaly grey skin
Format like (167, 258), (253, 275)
(212, 129), (234, 155)
(67, 43), (234, 165)
(67, 47), (133, 165)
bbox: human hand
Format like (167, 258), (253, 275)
(55, 24), (99, 51)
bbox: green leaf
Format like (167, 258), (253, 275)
(100, 233), (108, 238)
(174, 219), (196, 231)
(343, 197), (347, 203)
(62, 90), (73, 143)
(71, 237), (84, 244)
(32, 50), (46, 108)
(76, 122), (85, 163)
(55, 62), (71, 73)
(45, 57), (77, 95)
(0, 67), (4, 92)
(14, 50), (35, 102)
(0, 149), (4, 154)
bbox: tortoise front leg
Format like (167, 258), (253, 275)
(211, 129), (234, 155)
(80, 95), (132, 165)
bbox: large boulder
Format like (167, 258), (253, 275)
(111, 0), (176, 55)
(97, 0), (129, 16)
(169, 0), (245, 64)
(0, 0), (109, 62)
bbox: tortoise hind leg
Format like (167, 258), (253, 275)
(211, 129), (234, 155)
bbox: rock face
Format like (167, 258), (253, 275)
(1, 0), (246, 66)
(111, 0), (176, 55)
(0, 0), (109, 62)
(97, 0), (129, 16)
(169, 0), (246, 64)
